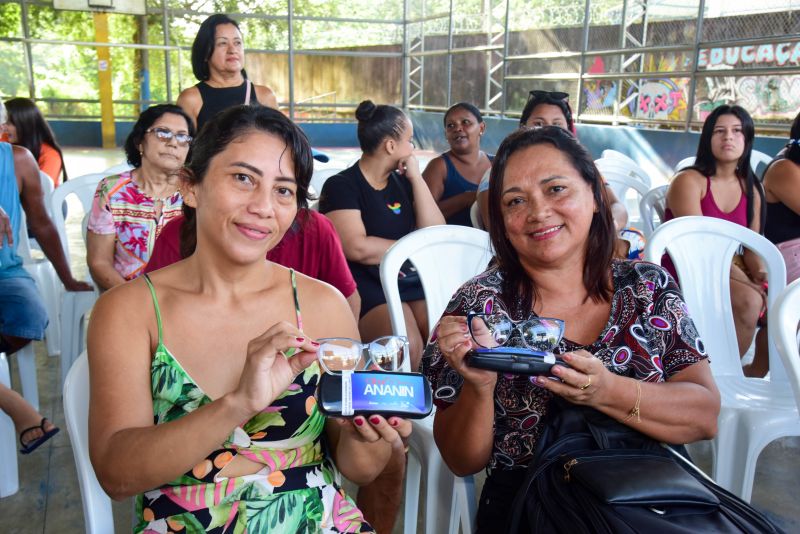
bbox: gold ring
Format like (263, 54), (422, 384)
(579, 377), (592, 390)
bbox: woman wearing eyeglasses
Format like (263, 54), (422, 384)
(424, 127), (719, 531)
(422, 102), (492, 226)
(87, 104), (194, 290)
(88, 105), (410, 533)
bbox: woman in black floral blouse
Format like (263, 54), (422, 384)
(422, 126), (720, 532)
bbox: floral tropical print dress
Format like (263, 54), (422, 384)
(136, 271), (373, 533)
(87, 171), (183, 281)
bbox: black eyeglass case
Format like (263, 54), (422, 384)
(467, 347), (565, 375)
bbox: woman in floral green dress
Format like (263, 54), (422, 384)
(87, 105), (411, 533)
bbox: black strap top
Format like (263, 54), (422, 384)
(195, 80), (260, 131)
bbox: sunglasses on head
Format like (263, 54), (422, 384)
(528, 90), (569, 102)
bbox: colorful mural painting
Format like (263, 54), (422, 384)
(581, 42), (800, 123)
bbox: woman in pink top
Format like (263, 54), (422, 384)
(664, 105), (767, 373)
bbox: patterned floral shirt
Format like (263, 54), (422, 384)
(87, 171), (183, 281)
(422, 260), (707, 474)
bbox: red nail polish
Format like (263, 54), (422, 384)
(311, 341), (320, 347)
(354, 417), (364, 426)
(296, 337), (305, 342)
(369, 416), (380, 425)
(390, 418), (399, 427)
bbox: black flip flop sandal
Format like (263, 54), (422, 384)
(19, 417), (60, 455)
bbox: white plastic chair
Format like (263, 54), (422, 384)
(749, 150), (772, 179)
(675, 156), (696, 172)
(380, 225), (494, 534)
(50, 173), (104, 385)
(600, 149), (638, 167)
(595, 156), (651, 189)
(63, 351), (114, 533)
(469, 201), (484, 230)
(600, 168), (652, 228)
(101, 162), (133, 176)
(310, 167), (343, 198)
(0, 352), (20, 498)
(644, 216), (790, 501)
(638, 185), (669, 237)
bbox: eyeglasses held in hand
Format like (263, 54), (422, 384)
(467, 311), (565, 352)
(527, 90), (569, 102)
(146, 127), (193, 146)
(316, 336), (408, 374)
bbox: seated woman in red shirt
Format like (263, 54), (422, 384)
(146, 208), (361, 317)
(2, 98), (68, 186)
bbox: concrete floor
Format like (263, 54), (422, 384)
(1, 148), (799, 532)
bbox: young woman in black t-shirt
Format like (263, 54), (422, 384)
(320, 101), (444, 373)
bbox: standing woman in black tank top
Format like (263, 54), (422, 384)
(177, 14), (278, 131)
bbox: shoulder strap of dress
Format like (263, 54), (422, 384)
(289, 269), (302, 330)
(244, 80), (252, 106)
(142, 274), (164, 344)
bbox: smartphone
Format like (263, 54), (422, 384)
(467, 347), (564, 375)
(317, 371), (433, 419)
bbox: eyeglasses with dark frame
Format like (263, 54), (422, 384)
(146, 127), (193, 146)
(467, 311), (565, 352)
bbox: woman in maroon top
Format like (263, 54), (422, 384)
(145, 208), (360, 317)
(665, 105), (767, 374)
(424, 127), (719, 532)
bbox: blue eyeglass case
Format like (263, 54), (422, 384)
(466, 347), (565, 375)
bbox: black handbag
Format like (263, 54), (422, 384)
(508, 399), (784, 534)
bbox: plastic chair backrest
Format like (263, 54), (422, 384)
(39, 171), (55, 218)
(596, 157), (651, 189)
(310, 168), (344, 197)
(749, 150), (772, 179)
(769, 278), (800, 412)
(600, 168), (652, 218)
(102, 162), (134, 176)
(50, 173), (105, 259)
(600, 149), (638, 167)
(675, 156), (696, 173)
(63, 351), (114, 534)
(469, 201), (484, 230)
(644, 216), (788, 381)
(380, 226), (494, 370)
(638, 185), (668, 236)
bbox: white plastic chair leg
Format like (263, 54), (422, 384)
(15, 344), (39, 413)
(0, 352), (20, 498)
(60, 290), (96, 386)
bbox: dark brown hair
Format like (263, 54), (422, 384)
(180, 105), (313, 258)
(487, 126), (615, 315)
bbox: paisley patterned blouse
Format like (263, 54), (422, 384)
(422, 260), (707, 474)
(136, 271), (372, 534)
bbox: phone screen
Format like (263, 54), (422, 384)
(350, 373), (428, 413)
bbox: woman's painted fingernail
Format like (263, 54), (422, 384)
(390, 418), (399, 427)
(311, 341), (320, 347)
(461, 324), (468, 332)
(369, 416), (381, 425)
(537, 376), (547, 385)
(296, 337), (305, 342)
(354, 417), (364, 426)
